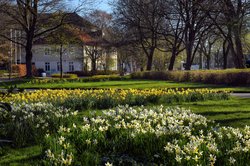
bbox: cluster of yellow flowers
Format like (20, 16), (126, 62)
(1, 88), (227, 104)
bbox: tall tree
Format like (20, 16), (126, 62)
(114, 0), (165, 71)
(205, 0), (249, 68)
(0, 0), (88, 77)
(158, 0), (185, 71)
(175, 0), (212, 70)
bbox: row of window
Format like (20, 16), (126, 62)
(45, 62), (74, 72)
(44, 48), (74, 56)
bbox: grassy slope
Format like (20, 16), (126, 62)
(0, 79), (250, 92)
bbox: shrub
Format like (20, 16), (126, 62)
(44, 105), (250, 165)
(131, 69), (250, 86)
(0, 102), (77, 147)
(0, 70), (7, 76)
(68, 70), (119, 77)
(51, 73), (78, 79)
(82, 75), (129, 82)
(28, 75), (129, 84)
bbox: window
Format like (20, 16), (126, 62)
(44, 48), (51, 56)
(45, 62), (50, 71)
(57, 62), (61, 71)
(69, 62), (74, 72)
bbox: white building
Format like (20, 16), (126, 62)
(12, 13), (118, 75)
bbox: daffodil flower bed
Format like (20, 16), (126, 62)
(0, 102), (77, 147)
(1, 89), (229, 110)
(44, 106), (250, 165)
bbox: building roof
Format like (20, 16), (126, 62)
(34, 13), (111, 47)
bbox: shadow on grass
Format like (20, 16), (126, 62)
(0, 154), (42, 165)
(199, 111), (250, 116)
(0, 79), (32, 88)
(215, 117), (250, 126)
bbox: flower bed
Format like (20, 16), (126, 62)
(44, 106), (250, 165)
(0, 102), (77, 147)
(1, 89), (229, 110)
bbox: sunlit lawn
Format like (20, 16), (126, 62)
(1, 79), (250, 92)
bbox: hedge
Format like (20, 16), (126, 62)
(131, 69), (250, 86)
(67, 70), (119, 77)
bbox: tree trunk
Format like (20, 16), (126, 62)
(146, 48), (155, 71)
(91, 59), (96, 74)
(206, 57), (210, 70)
(185, 46), (192, 70)
(199, 51), (203, 69)
(60, 44), (63, 79)
(234, 30), (245, 68)
(25, 45), (33, 78)
(146, 55), (153, 71)
(223, 40), (229, 69)
(168, 48), (177, 71)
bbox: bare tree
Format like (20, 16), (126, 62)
(85, 44), (102, 74)
(114, 0), (165, 71)
(175, 0), (212, 70)
(205, 0), (249, 68)
(158, 0), (185, 71)
(0, 0), (88, 77)
(198, 30), (219, 69)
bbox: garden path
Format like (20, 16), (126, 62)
(231, 93), (250, 98)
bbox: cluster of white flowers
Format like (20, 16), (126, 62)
(10, 102), (76, 131)
(44, 105), (250, 165)
(45, 149), (73, 165)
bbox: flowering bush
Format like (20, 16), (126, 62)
(1, 102), (77, 147)
(1, 89), (229, 110)
(43, 106), (250, 165)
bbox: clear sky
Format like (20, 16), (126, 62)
(70, 0), (113, 13)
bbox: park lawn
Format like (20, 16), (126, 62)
(0, 145), (42, 165)
(0, 79), (250, 92)
(173, 97), (250, 128)
(0, 97), (250, 165)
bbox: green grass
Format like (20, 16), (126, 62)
(172, 97), (250, 128)
(0, 145), (42, 166)
(1, 79), (250, 92)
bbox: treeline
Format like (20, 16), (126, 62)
(112, 0), (250, 71)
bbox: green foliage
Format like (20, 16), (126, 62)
(68, 70), (119, 76)
(28, 75), (129, 84)
(131, 69), (250, 86)
(51, 73), (78, 79)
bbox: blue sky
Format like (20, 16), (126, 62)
(70, 0), (112, 13)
